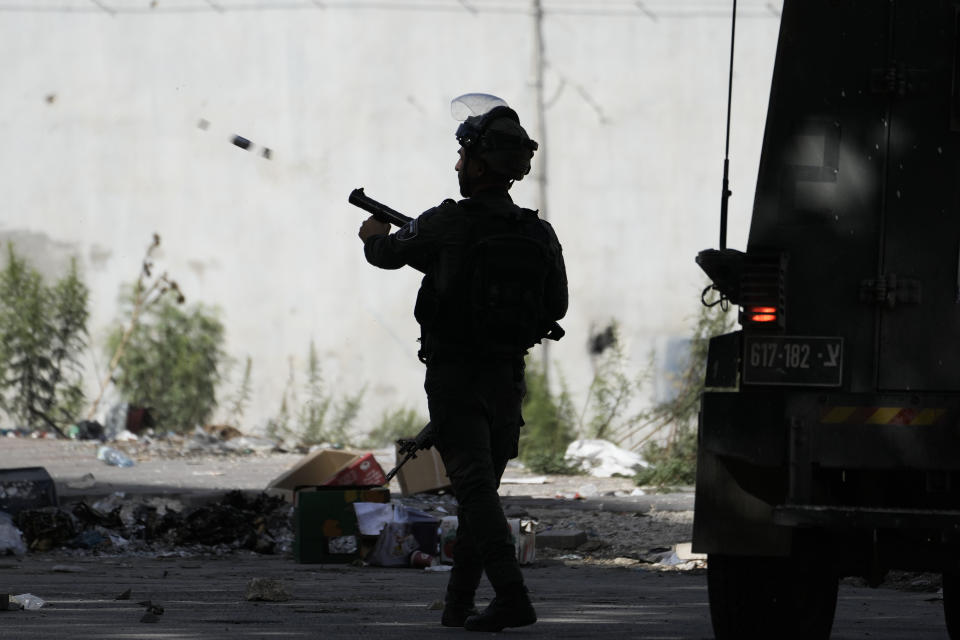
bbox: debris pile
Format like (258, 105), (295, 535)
(11, 490), (293, 556)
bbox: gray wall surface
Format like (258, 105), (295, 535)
(0, 0), (782, 438)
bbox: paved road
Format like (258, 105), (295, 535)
(0, 438), (953, 639)
(0, 552), (952, 640)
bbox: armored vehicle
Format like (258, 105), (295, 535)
(693, 1), (960, 638)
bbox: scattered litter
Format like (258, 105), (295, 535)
(66, 421), (104, 441)
(657, 550), (684, 566)
(97, 446), (134, 468)
(643, 543), (707, 570)
(576, 483), (599, 498)
(428, 599), (444, 610)
(501, 476), (548, 485)
(423, 564), (452, 572)
(138, 600), (164, 615)
(138, 601), (164, 623)
(354, 502), (437, 536)
(245, 578), (291, 602)
(674, 542), (707, 562)
(15, 490), (292, 556)
(65, 473), (97, 490)
(98, 403), (153, 441)
(367, 522), (421, 567)
(16, 507), (77, 551)
(10, 593), (45, 610)
(223, 436), (278, 454)
(564, 439), (647, 478)
(557, 554), (583, 561)
(328, 536), (357, 555)
(68, 530), (107, 550)
(612, 557), (641, 567)
(204, 424), (243, 441)
(409, 550), (434, 568)
(51, 564), (86, 573)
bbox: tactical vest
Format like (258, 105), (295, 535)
(416, 202), (554, 362)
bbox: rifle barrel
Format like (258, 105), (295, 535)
(349, 188), (413, 227)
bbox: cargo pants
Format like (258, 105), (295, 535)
(426, 358), (526, 599)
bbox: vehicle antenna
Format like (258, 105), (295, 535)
(719, 0), (737, 250)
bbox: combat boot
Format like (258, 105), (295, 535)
(463, 584), (536, 632)
(441, 590), (479, 627)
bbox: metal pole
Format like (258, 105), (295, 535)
(532, 0), (552, 385)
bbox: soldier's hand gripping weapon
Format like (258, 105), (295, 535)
(384, 422), (436, 483)
(349, 188), (413, 227)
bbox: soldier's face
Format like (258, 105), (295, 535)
(456, 147), (481, 197)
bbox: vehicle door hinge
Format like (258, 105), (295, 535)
(859, 274), (921, 308)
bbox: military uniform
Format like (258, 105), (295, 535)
(363, 188), (567, 610)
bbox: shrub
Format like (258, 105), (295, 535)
(363, 406), (427, 449)
(107, 295), (225, 432)
(267, 342), (365, 448)
(519, 357), (580, 475)
(0, 246), (89, 434)
(632, 301), (734, 487)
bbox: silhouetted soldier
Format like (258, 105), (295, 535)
(359, 93), (567, 632)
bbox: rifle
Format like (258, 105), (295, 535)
(384, 422), (435, 483)
(349, 188), (413, 228)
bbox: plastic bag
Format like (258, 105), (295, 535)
(11, 594), (45, 610)
(97, 446), (134, 468)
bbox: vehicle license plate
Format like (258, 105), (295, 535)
(742, 335), (843, 387)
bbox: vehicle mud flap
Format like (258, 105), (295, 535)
(707, 553), (838, 640)
(945, 572), (960, 639)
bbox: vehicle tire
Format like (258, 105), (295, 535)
(707, 553), (839, 640)
(944, 572), (960, 639)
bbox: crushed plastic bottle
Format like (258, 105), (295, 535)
(96, 446), (134, 468)
(11, 593), (45, 610)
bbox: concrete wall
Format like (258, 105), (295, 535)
(0, 0), (782, 438)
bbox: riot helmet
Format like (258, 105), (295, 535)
(451, 93), (538, 181)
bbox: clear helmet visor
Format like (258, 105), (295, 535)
(450, 93), (509, 121)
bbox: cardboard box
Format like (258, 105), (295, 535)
(326, 453), (387, 487)
(438, 516), (535, 565)
(395, 444), (451, 496)
(268, 449), (386, 495)
(294, 486), (390, 563)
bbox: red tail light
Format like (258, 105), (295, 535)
(749, 306), (778, 322)
(739, 252), (787, 331)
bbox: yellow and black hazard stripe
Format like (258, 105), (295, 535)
(820, 406), (946, 426)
